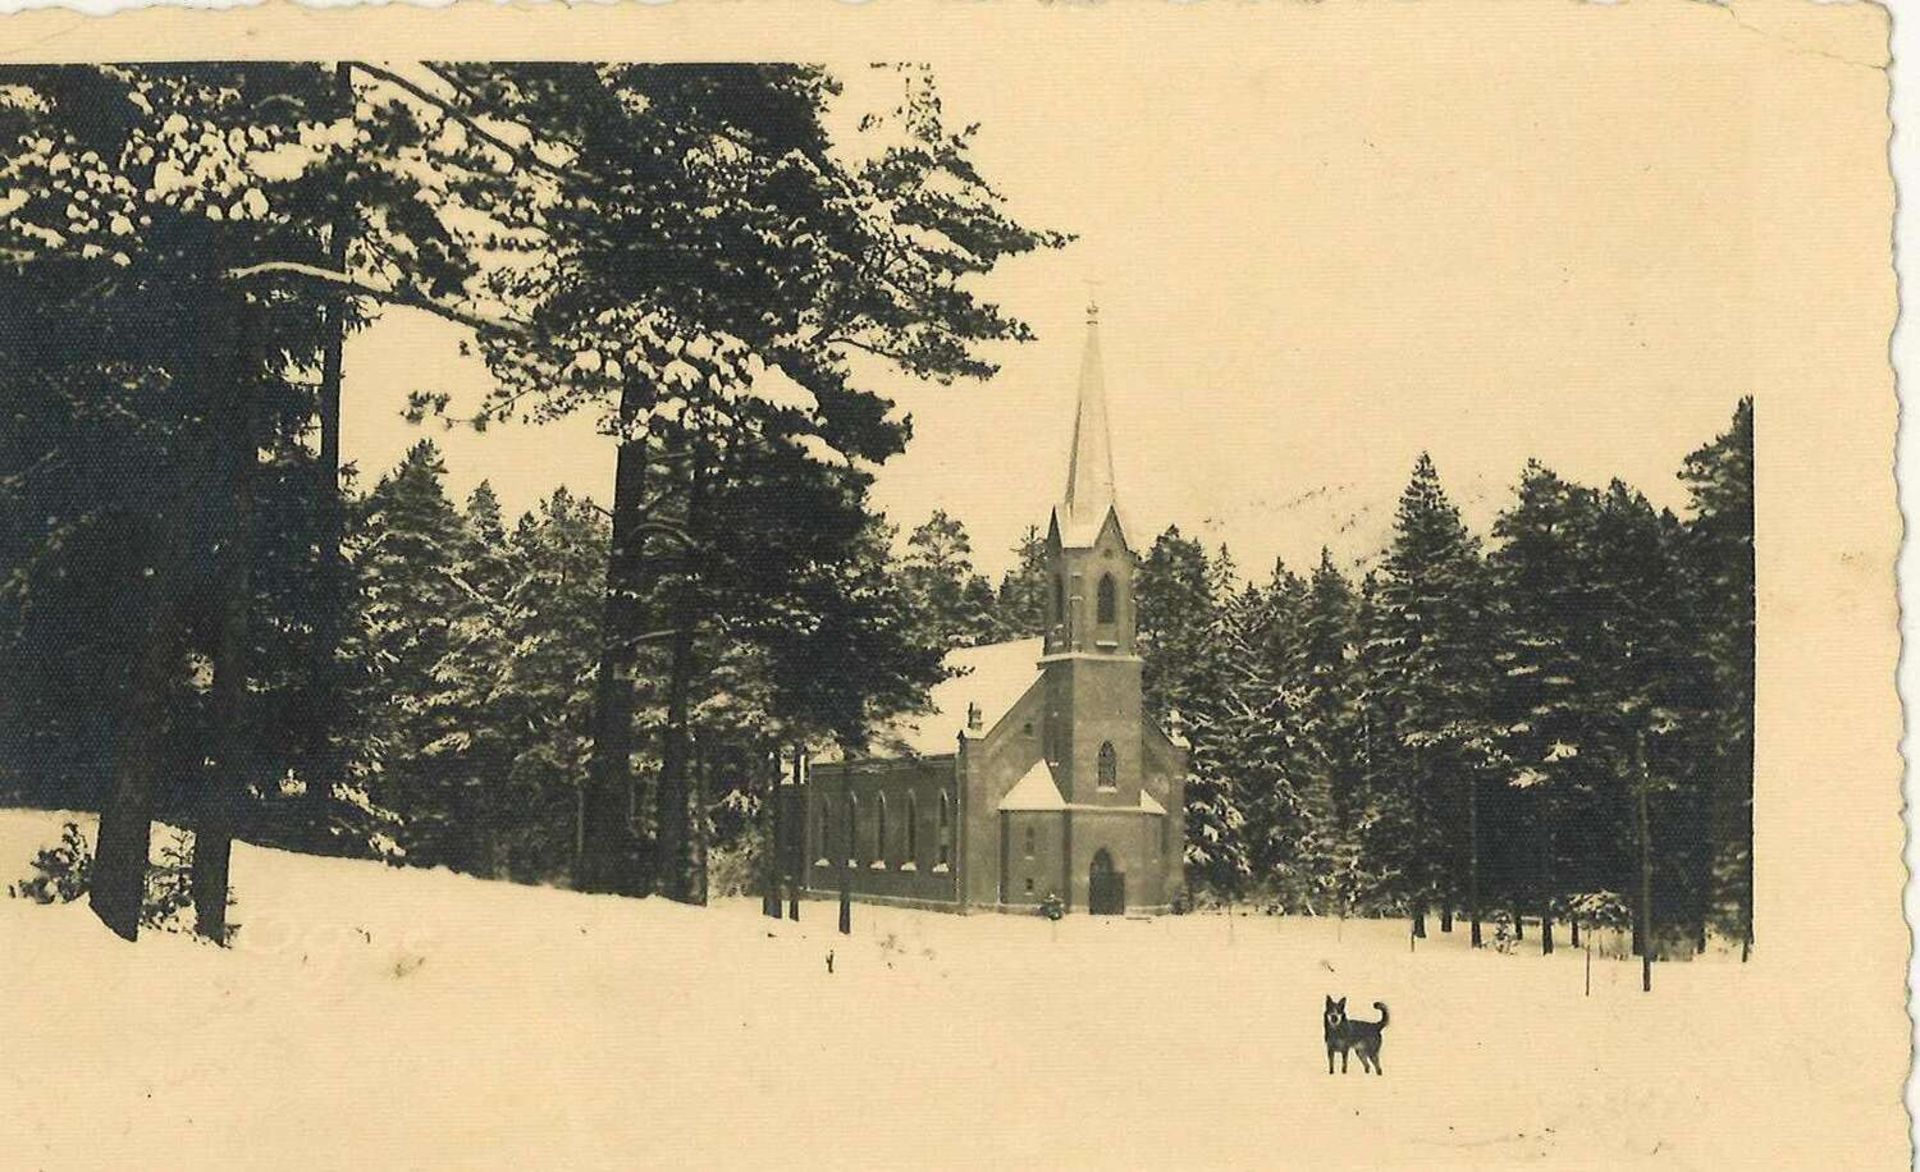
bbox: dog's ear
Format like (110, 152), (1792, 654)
(1325, 995), (1335, 1008)
(1336, 997), (1346, 1011)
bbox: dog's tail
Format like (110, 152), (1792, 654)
(1373, 1001), (1389, 1028)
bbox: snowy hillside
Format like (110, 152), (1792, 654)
(0, 810), (1850, 1170)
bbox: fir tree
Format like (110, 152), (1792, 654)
(1293, 550), (1365, 915)
(351, 441), (474, 868)
(1371, 453), (1495, 940)
(1679, 398), (1754, 955)
(994, 525), (1051, 638)
(1489, 462), (1604, 953)
(900, 511), (1001, 650)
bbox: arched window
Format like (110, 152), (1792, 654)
(1097, 742), (1118, 790)
(1097, 573), (1117, 625)
(938, 792), (952, 868)
(844, 793), (859, 864)
(875, 793), (889, 866)
(906, 793), (919, 865)
(1053, 575), (1066, 623)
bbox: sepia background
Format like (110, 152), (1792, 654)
(0, 0), (1902, 1167)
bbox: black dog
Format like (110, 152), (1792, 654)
(1323, 995), (1389, 1075)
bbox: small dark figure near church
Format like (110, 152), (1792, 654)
(1323, 996), (1389, 1075)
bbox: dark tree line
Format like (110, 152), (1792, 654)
(1134, 401), (1754, 960)
(0, 63), (1058, 939)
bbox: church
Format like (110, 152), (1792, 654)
(788, 309), (1189, 915)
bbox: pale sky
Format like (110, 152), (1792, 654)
(343, 13), (1765, 580)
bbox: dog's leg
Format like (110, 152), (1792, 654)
(1341, 1050), (1349, 1073)
(1327, 1046), (1335, 1075)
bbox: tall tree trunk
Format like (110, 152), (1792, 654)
(1409, 745), (1426, 938)
(787, 749), (802, 922)
(305, 60), (355, 850)
(1538, 788), (1554, 956)
(654, 437), (708, 904)
(1636, 730), (1655, 991)
(691, 729), (710, 906)
(90, 589), (182, 941)
(1467, 772), (1481, 947)
(762, 748), (782, 919)
(578, 390), (653, 894)
(192, 315), (260, 945)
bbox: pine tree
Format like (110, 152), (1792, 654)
(452, 64), (1061, 900)
(1293, 550), (1365, 916)
(1489, 462), (1604, 953)
(496, 490), (611, 882)
(1584, 481), (1699, 977)
(995, 525), (1050, 638)
(1172, 545), (1253, 899)
(1371, 454), (1495, 940)
(351, 441), (475, 869)
(1679, 398), (1754, 955)
(1137, 526), (1215, 723)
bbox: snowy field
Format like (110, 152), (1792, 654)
(0, 809), (1870, 1170)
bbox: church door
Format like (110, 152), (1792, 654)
(1088, 848), (1125, 915)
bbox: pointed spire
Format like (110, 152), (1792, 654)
(1053, 303), (1123, 547)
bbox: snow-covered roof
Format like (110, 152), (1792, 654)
(1139, 788), (1167, 815)
(998, 761), (1066, 811)
(861, 637), (1045, 758)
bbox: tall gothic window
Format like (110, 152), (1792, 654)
(1053, 574), (1066, 623)
(1097, 741), (1118, 790)
(1097, 573), (1117, 624)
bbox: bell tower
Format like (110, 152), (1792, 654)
(1039, 302), (1143, 806)
(1044, 301), (1136, 657)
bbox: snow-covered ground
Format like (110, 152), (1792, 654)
(0, 809), (1874, 1170)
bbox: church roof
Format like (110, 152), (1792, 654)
(860, 637), (1045, 758)
(997, 760), (1066, 811)
(1051, 308), (1131, 548)
(1139, 787), (1167, 815)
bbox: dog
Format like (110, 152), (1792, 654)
(1323, 995), (1389, 1075)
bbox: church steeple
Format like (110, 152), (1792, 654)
(1052, 302), (1126, 550)
(1044, 303), (1136, 659)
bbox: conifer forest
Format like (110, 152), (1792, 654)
(0, 63), (1752, 964)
